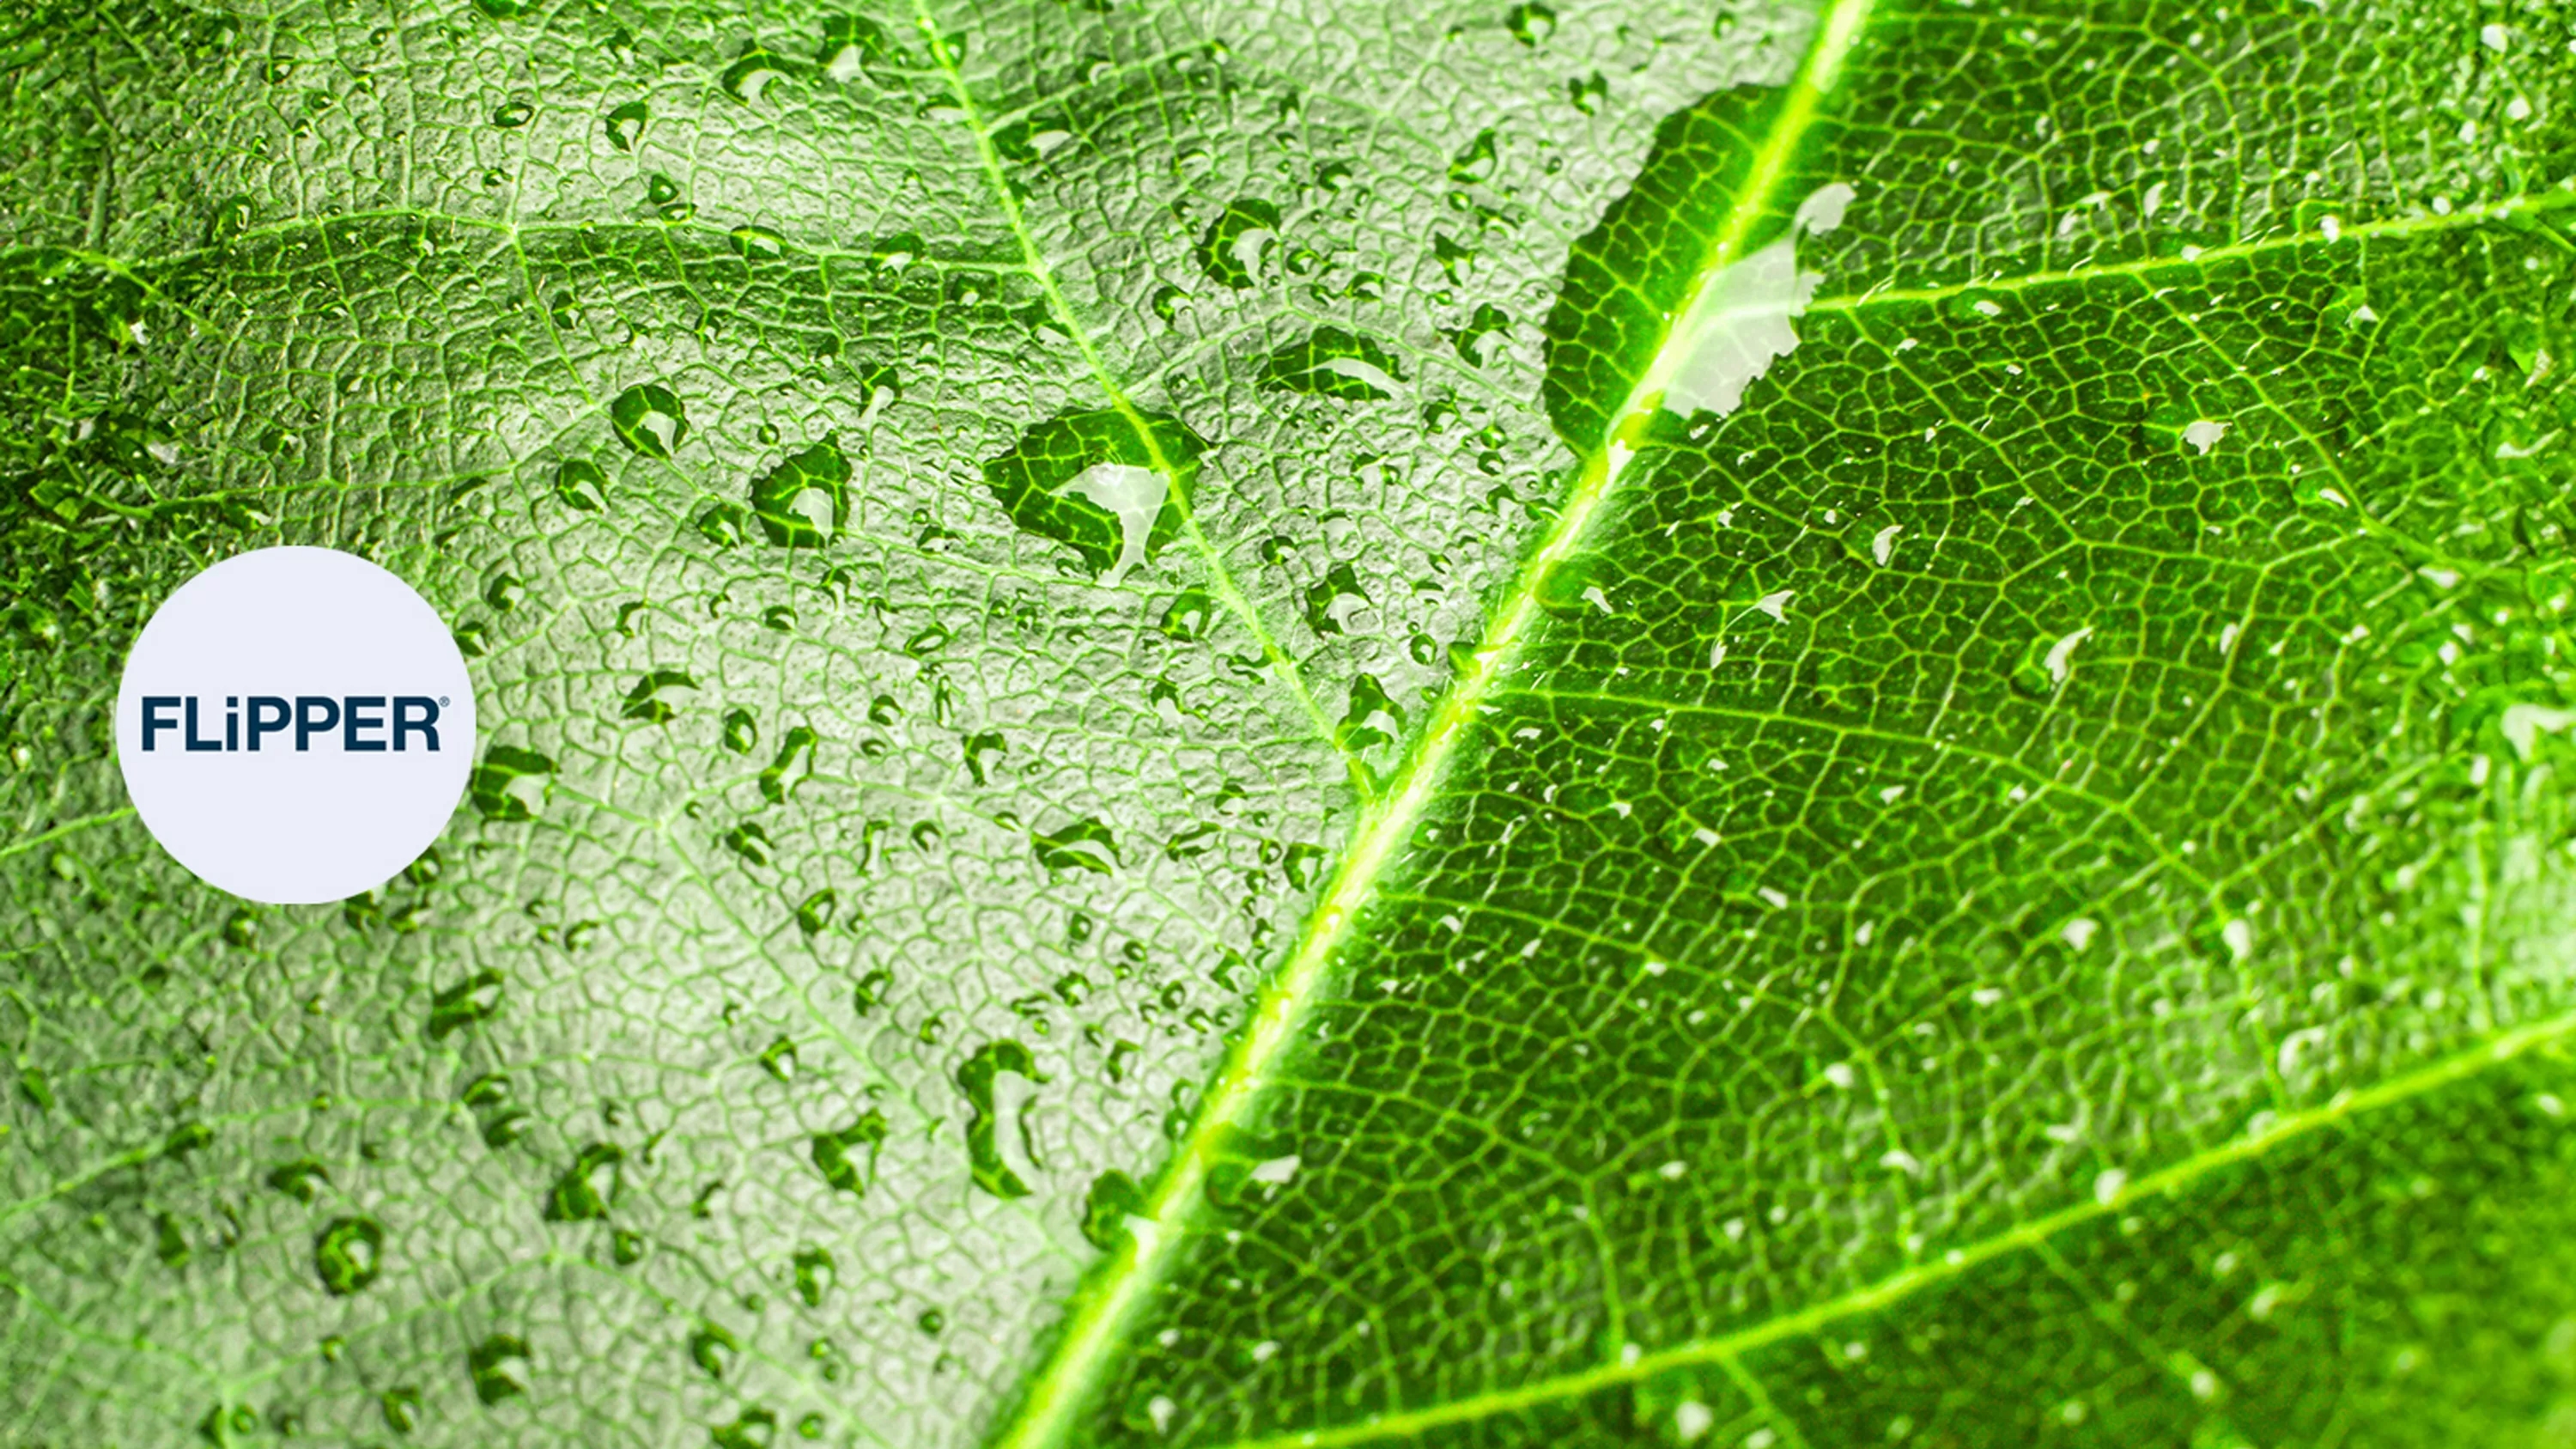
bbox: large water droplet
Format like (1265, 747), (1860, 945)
(470, 746), (553, 821)
(747, 436), (851, 545)
(957, 1041), (1045, 1198)
(1032, 817), (1118, 874)
(604, 100), (647, 151)
(722, 46), (793, 104)
(1259, 327), (1406, 399)
(1195, 198), (1282, 289)
(610, 383), (688, 457)
(1081, 1170), (1147, 1250)
(981, 410), (1205, 584)
(467, 1336), (530, 1404)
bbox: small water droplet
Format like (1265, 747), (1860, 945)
(747, 436), (851, 545)
(1195, 198), (1282, 289)
(722, 46), (793, 104)
(604, 100), (647, 150)
(555, 458), (609, 512)
(313, 1215), (386, 1294)
(491, 98), (533, 128)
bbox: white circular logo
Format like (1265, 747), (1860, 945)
(116, 545), (477, 905)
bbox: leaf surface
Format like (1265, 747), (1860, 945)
(9, 0), (2576, 1446)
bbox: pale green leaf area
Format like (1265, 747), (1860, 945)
(7, 0), (2576, 1445)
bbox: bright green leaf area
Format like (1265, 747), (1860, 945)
(9, 0), (2576, 1446)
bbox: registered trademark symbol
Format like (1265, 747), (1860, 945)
(440, 697), (450, 707)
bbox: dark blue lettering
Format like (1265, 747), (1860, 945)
(141, 697), (181, 752)
(294, 696), (340, 752)
(246, 697), (290, 752)
(184, 697), (222, 752)
(392, 697), (440, 752)
(343, 696), (388, 752)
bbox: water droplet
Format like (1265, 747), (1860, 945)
(1281, 842), (1327, 889)
(470, 746), (553, 821)
(690, 1322), (738, 1378)
(731, 224), (787, 260)
(1567, 71), (1607, 113)
(958, 1040), (1046, 1198)
(620, 668), (697, 723)
(1260, 327), (1406, 399)
(1507, 2), (1557, 45)
(819, 15), (898, 79)
(483, 572), (525, 612)
(721, 821), (771, 867)
(1302, 563), (1369, 636)
(611, 1228), (646, 1264)
(748, 436), (851, 546)
(799, 1414), (826, 1440)
(1195, 198), (1282, 289)
(1157, 588), (1215, 640)
(427, 969), (504, 1038)
(313, 1215), (386, 1295)
(714, 1410), (779, 1449)
(1446, 128), (1498, 183)
(761, 726), (818, 802)
(793, 1245), (835, 1305)
(1433, 233), (1475, 283)
(545, 1142), (624, 1221)
(491, 99), (533, 128)
(1450, 303), (1511, 368)
(1032, 817), (1118, 874)
(205, 193), (256, 246)
(467, 1336), (531, 1404)
(381, 1386), (422, 1435)
(556, 458), (609, 512)
(873, 230), (923, 269)
(758, 1036), (798, 1081)
(722, 46), (793, 104)
(720, 708), (759, 756)
(645, 172), (683, 208)
(611, 382), (688, 457)
(812, 1111), (887, 1194)
(1081, 1171), (1147, 1250)
(981, 410), (1206, 584)
(795, 889), (837, 935)
(1151, 283), (1193, 322)
(604, 100), (647, 151)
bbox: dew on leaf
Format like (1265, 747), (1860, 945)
(820, 15), (899, 79)
(981, 410), (1206, 584)
(427, 970), (504, 1038)
(1260, 327), (1406, 399)
(544, 1142), (624, 1221)
(1452, 303), (1513, 367)
(620, 668), (697, 723)
(759, 1036), (798, 1081)
(722, 708), (758, 755)
(796, 888), (837, 935)
(381, 1386), (422, 1435)
(469, 746), (553, 821)
(604, 100), (647, 150)
(645, 173), (683, 208)
(714, 1409), (779, 1449)
(611, 1228), (647, 1264)
(1434, 232), (1475, 283)
(491, 99), (533, 128)
(957, 1039), (1046, 1198)
(1151, 283), (1193, 322)
(1033, 817), (1118, 874)
(1158, 588), (1215, 640)
(1507, 2), (1557, 45)
(611, 382), (688, 457)
(731, 224), (787, 260)
(696, 502), (754, 547)
(155, 1212), (190, 1267)
(761, 726), (818, 802)
(962, 730), (1007, 785)
(793, 1245), (835, 1305)
(1338, 673), (1404, 753)
(812, 1111), (887, 1195)
(1447, 128), (1498, 183)
(722, 822), (772, 867)
(873, 230), (923, 269)
(747, 436), (851, 545)
(555, 458), (609, 512)
(467, 1336), (530, 1404)
(690, 1322), (738, 1378)
(1303, 563), (1370, 635)
(483, 572), (525, 612)
(1195, 198), (1282, 288)
(313, 1215), (385, 1294)
(722, 46), (793, 104)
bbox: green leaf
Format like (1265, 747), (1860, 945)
(10, 0), (2576, 1446)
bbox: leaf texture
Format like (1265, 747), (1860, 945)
(8, 0), (2576, 1446)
